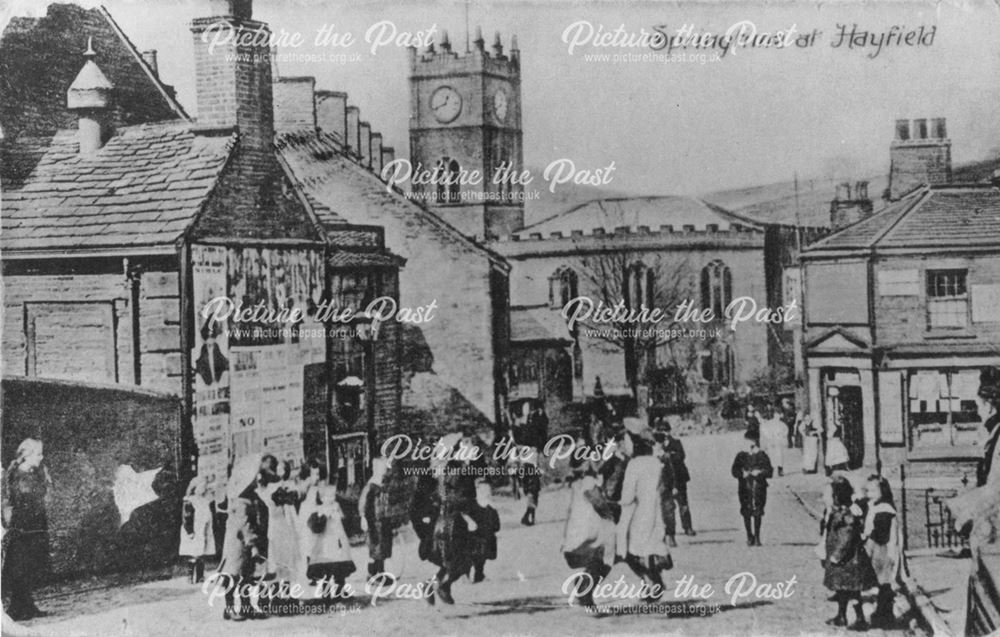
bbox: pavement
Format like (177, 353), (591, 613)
(9, 432), (936, 637)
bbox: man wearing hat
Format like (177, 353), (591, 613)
(731, 430), (774, 546)
(654, 419), (695, 544)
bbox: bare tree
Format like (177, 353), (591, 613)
(571, 241), (695, 398)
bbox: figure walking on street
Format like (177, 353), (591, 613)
(360, 457), (393, 583)
(1, 438), (51, 621)
(515, 401), (548, 526)
(759, 405), (786, 477)
(861, 475), (902, 628)
(179, 475), (215, 585)
(731, 431), (773, 546)
(823, 476), (876, 630)
(428, 430), (485, 605)
(618, 422), (672, 602)
(219, 454), (276, 621)
(469, 482), (500, 583)
(654, 419), (695, 542)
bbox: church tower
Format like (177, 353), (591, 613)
(408, 28), (524, 240)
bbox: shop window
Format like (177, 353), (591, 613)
(908, 369), (982, 449)
(926, 269), (968, 329)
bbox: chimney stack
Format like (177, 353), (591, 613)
(830, 179), (874, 230)
(888, 117), (952, 200)
(346, 106), (360, 157)
(359, 121), (372, 167)
(141, 50), (159, 77)
(381, 146), (395, 179)
(316, 91), (347, 143)
(190, 0), (273, 150)
(67, 38), (114, 154)
(371, 132), (383, 173)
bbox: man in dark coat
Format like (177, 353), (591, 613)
(656, 420), (695, 541)
(1, 439), (50, 621)
(731, 431), (773, 546)
(514, 401), (548, 526)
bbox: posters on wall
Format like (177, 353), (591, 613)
(190, 245), (231, 495)
(190, 244), (325, 494)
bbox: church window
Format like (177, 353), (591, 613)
(550, 267), (578, 309)
(700, 260), (732, 318)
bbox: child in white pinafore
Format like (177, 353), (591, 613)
(299, 481), (356, 599)
(179, 476), (215, 584)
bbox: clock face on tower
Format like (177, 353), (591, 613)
(493, 90), (509, 122)
(430, 86), (462, 124)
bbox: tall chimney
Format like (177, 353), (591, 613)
(67, 38), (113, 154)
(381, 146), (395, 179)
(370, 132), (383, 173)
(359, 121), (372, 167)
(190, 0), (273, 150)
(316, 90), (347, 143)
(888, 117), (952, 200)
(830, 179), (873, 230)
(346, 106), (360, 157)
(141, 50), (159, 78)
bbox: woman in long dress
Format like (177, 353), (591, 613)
(261, 461), (302, 589)
(618, 429), (671, 601)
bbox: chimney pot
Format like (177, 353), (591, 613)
(895, 119), (910, 141)
(141, 50), (158, 77)
(913, 118), (928, 140)
(932, 117), (947, 139)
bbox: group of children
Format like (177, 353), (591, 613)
(820, 473), (902, 630)
(180, 451), (504, 615)
(179, 456), (395, 619)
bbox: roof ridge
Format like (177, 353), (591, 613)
(871, 187), (930, 246)
(97, 6), (190, 122)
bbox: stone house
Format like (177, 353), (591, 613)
(0, 1), (403, 494)
(802, 118), (1000, 476)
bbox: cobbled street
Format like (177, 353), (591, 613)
(17, 433), (921, 637)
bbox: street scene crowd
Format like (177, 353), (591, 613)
(4, 367), (997, 633)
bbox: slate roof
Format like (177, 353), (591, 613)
(511, 196), (763, 239)
(276, 129), (506, 266)
(805, 184), (1000, 252)
(0, 3), (188, 140)
(511, 306), (572, 343)
(1, 121), (235, 252)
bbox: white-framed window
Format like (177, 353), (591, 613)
(926, 269), (969, 329)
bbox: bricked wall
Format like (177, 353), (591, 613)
(2, 259), (181, 394)
(874, 254), (1000, 346)
(190, 16), (273, 151)
(280, 149), (506, 425)
(1, 377), (183, 581)
(889, 140), (951, 200)
(316, 91), (347, 141)
(273, 77), (316, 134)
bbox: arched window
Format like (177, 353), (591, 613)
(447, 159), (461, 203)
(550, 267), (578, 309)
(700, 260), (732, 318)
(625, 262), (655, 309)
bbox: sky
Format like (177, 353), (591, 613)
(3, 0), (999, 196)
